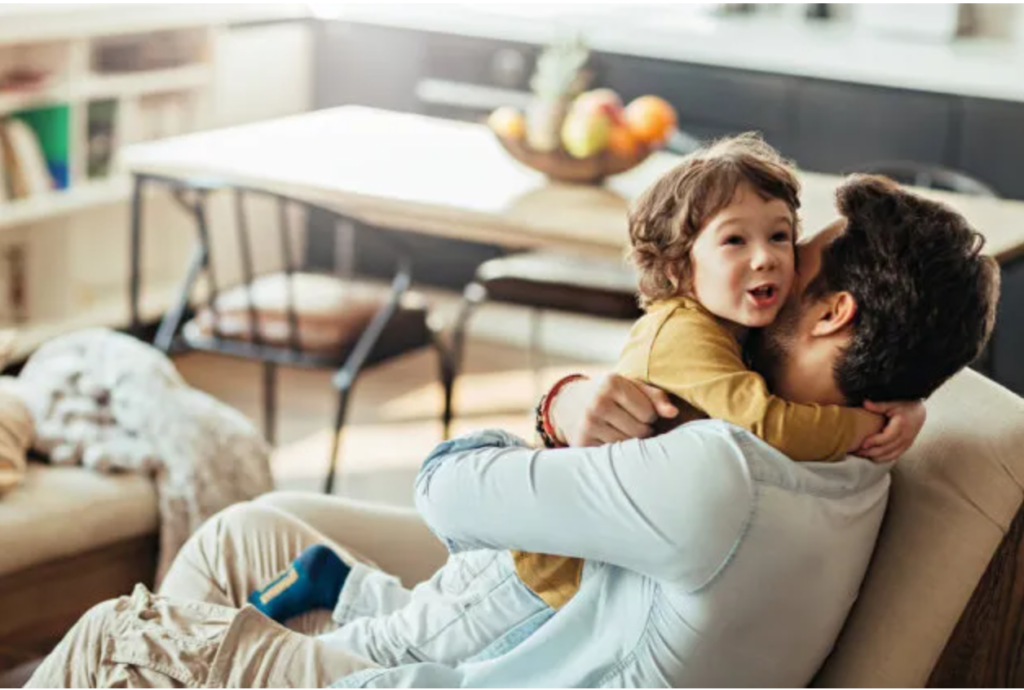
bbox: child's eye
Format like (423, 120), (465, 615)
(771, 230), (792, 242)
(723, 236), (744, 246)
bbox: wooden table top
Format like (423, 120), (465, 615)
(120, 106), (1024, 264)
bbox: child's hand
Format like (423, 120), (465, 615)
(856, 399), (927, 462)
(552, 374), (679, 447)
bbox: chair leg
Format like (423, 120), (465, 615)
(442, 289), (481, 440)
(436, 337), (456, 441)
(324, 384), (352, 495)
(528, 308), (545, 399)
(262, 361), (277, 446)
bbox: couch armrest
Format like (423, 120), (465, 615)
(816, 369), (1024, 687)
(928, 493), (1024, 686)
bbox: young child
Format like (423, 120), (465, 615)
(248, 133), (923, 665)
(512, 132), (922, 611)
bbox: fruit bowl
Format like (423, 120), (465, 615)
(495, 134), (654, 185)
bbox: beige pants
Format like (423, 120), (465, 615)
(27, 492), (448, 688)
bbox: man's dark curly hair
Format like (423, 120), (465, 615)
(805, 174), (1000, 405)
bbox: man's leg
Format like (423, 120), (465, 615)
(254, 492), (448, 588)
(159, 501), (381, 636)
(27, 496), (448, 688)
(26, 586), (377, 688)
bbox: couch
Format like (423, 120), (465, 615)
(0, 372), (158, 674)
(0, 465), (158, 672)
(1, 367), (1023, 686)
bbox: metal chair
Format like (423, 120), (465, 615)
(859, 161), (999, 198)
(441, 252), (642, 431)
(128, 174), (452, 494)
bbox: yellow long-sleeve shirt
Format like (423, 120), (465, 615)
(514, 296), (865, 609)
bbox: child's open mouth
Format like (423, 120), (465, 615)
(747, 284), (779, 309)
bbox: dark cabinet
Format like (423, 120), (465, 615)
(315, 22), (1024, 200)
(791, 79), (955, 174)
(993, 261), (1024, 397)
(599, 54), (798, 154)
(313, 21), (424, 114)
(959, 98), (1024, 201)
(420, 34), (538, 92)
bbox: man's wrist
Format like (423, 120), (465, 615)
(536, 374), (588, 448)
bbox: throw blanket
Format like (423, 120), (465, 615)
(13, 328), (274, 581)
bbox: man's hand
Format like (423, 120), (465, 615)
(550, 374), (679, 447)
(856, 399), (927, 462)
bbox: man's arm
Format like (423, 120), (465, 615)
(414, 424), (754, 589)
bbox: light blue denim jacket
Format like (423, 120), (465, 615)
(335, 420), (891, 687)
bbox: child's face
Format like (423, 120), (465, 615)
(688, 183), (796, 329)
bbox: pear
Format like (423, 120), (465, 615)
(561, 110), (611, 159)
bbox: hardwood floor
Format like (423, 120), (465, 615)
(174, 338), (604, 507)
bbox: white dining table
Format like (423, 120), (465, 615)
(120, 106), (1024, 264)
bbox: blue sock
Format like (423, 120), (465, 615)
(248, 544), (350, 622)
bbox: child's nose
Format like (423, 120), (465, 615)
(751, 246), (776, 270)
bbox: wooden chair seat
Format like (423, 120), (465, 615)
(473, 253), (642, 320)
(182, 272), (430, 365)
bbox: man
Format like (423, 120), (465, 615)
(29, 176), (998, 687)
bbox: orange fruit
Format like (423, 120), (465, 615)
(607, 124), (640, 159)
(624, 95), (677, 145)
(488, 106), (526, 141)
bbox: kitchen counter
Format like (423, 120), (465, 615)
(326, 5), (1024, 103)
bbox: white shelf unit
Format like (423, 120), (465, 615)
(0, 28), (214, 231)
(0, 176), (130, 231)
(0, 16), (313, 359)
(0, 26), (217, 355)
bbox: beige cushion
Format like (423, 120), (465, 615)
(184, 273), (391, 353)
(0, 462), (158, 577)
(816, 369), (1024, 687)
(0, 378), (32, 496)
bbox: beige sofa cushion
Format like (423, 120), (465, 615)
(0, 463), (158, 577)
(816, 369), (1024, 687)
(0, 378), (32, 496)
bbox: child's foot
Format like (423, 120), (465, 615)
(248, 544), (350, 622)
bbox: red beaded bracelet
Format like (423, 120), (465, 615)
(535, 373), (587, 448)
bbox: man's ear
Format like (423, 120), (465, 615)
(811, 291), (857, 337)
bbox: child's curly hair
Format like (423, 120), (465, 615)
(628, 132), (801, 308)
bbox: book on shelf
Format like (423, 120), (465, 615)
(0, 117), (55, 200)
(87, 99), (118, 179)
(0, 137), (7, 203)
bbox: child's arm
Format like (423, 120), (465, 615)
(642, 309), (882, 463)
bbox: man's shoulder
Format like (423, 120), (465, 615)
(638, 421), (890, 589)
(662, 421), (893, 499)
(631, 420), (760, 510)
